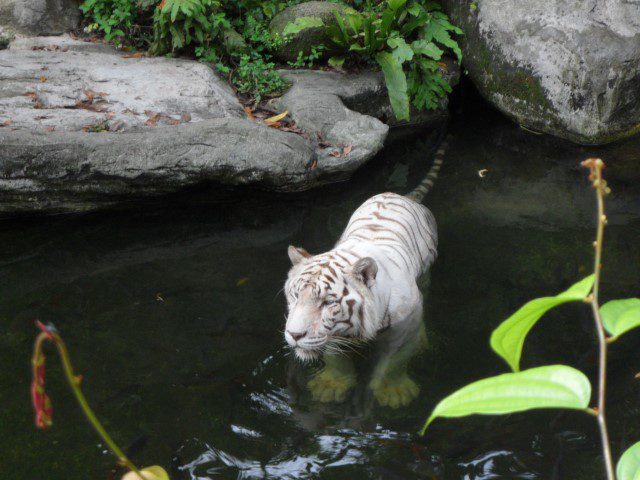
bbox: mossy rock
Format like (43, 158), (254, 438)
(269, 1), (353, 63)
(441, 0), (640, 145)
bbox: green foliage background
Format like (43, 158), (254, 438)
(79, 0), (461, 115)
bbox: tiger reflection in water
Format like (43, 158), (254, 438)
(282, 136), (449, 408)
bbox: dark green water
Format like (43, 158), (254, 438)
(2, 107), (640, 480)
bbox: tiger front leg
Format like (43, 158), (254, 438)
(307, 353), (357, 403)
(369, 303), (426, 409)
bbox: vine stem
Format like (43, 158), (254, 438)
(33, 329), (145, 480)
(584, 158), (615, 480)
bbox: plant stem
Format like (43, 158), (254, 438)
(586, 159), (615, 480)
(39, 331), (146, 480)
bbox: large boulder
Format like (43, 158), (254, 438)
(0, 36), (456, 214)
(0, 0), (80, 35)
(269, 1), (351, 63)
(442, 0), (640, 145)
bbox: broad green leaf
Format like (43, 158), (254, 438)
(618, 441), (640, 480)
(387, 37), (413, 63)
(421, 365), (591, 435)
(282, 17), (325, 37)
(490, 274), (594, 371)
(601, 298), (640, 339)
(407, 3), (423, 16)
(379, 9), (395, 37)
(170, 0), (180, 22)
(332, 11), (349, 45)
(328, 56), (345, 68)
(422, 21), (462, 62)
(387, 0), (407, 11)
(122, 465), (170, 480)
(411, 39), (443, 60)
(376, 51), (409, 121)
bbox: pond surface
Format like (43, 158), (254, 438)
(2, 104), (640, 480)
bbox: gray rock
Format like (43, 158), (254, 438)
(0, 25), (14, 48)
(0, 0), (80, 36)
(443, 0), (640, 145)
(269, 1), (351, 63)
(0, 36), (455, 214)
(9, 33), (115, 53)
(0, 44), (245, 133)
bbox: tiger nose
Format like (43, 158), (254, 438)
(288, 330), (307, 341)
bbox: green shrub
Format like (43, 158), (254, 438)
(234, 53), (289, 102)
(80, 0), (154, 46)
(149, 0), (229, 55)
(79, 0), (460, 110)
(324, 0), (462, 120)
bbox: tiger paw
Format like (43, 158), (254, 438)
(307, 368), (356, 403)
(370, 374), (420, 409)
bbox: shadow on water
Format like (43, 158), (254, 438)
(1, 92), (640, 479)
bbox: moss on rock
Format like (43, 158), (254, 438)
(269, 1), (353, 63)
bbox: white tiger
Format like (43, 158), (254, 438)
(283, 136), (448, 406)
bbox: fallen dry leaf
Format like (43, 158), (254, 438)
(23, 92), (37, 98)
(121, 52), (145, 59)
(156, 293), (165, 303)
(343, 145), (352, 156)
(34, 115), (51, 120)
(478, 169), (488, 178)
(264, 110), (288, 125)
(180, 113), (191, 123)
(39, 76), (47, 83)
(310, 159), (317, 170)
(0, 119), (12, 127)
(329, 150), (341, 157)
(45, 126), (55, 132)
(243, 106), (255, 120)
(109, 120), (125, 132)
(236, 277), (249, 287)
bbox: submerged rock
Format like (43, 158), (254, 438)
(269, 1), (351, 63)
(0, 0), (80, 35)
(443, 0), (640, 145)
(0, 36), (456, 214)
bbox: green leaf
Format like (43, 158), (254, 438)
(121, 465), (170, 480)
(388, 37), (413, 63)
(387, 0), (407, 11)
(618, 441), (640, 480)
(601, 298), (640, 339)
(411, 39), (443, 60)
(490, 275), (595, 371)
(170, 0), (180, 22)
(282, 17), (325, 37)
(407, 3), (423, 16)
(423, 21), (462, 62)
(421, 365), (591, 435)
(376, 51), (409, 121)
(328, 56), (345, 68)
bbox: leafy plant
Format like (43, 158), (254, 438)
(322, 0), (462, 120)
(80, 0), (152, 46)
(287, 44), (325, 68)
(421, 159), (640, 480)
(234, 53), (289, 103)
(31, 321), (169, 480)
(149, 0), (229, 54)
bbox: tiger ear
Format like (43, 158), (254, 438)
(352, 257), (377, 288)
(288, 245), (312, 265)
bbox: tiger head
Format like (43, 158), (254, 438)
(284, 245), (379, 361)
